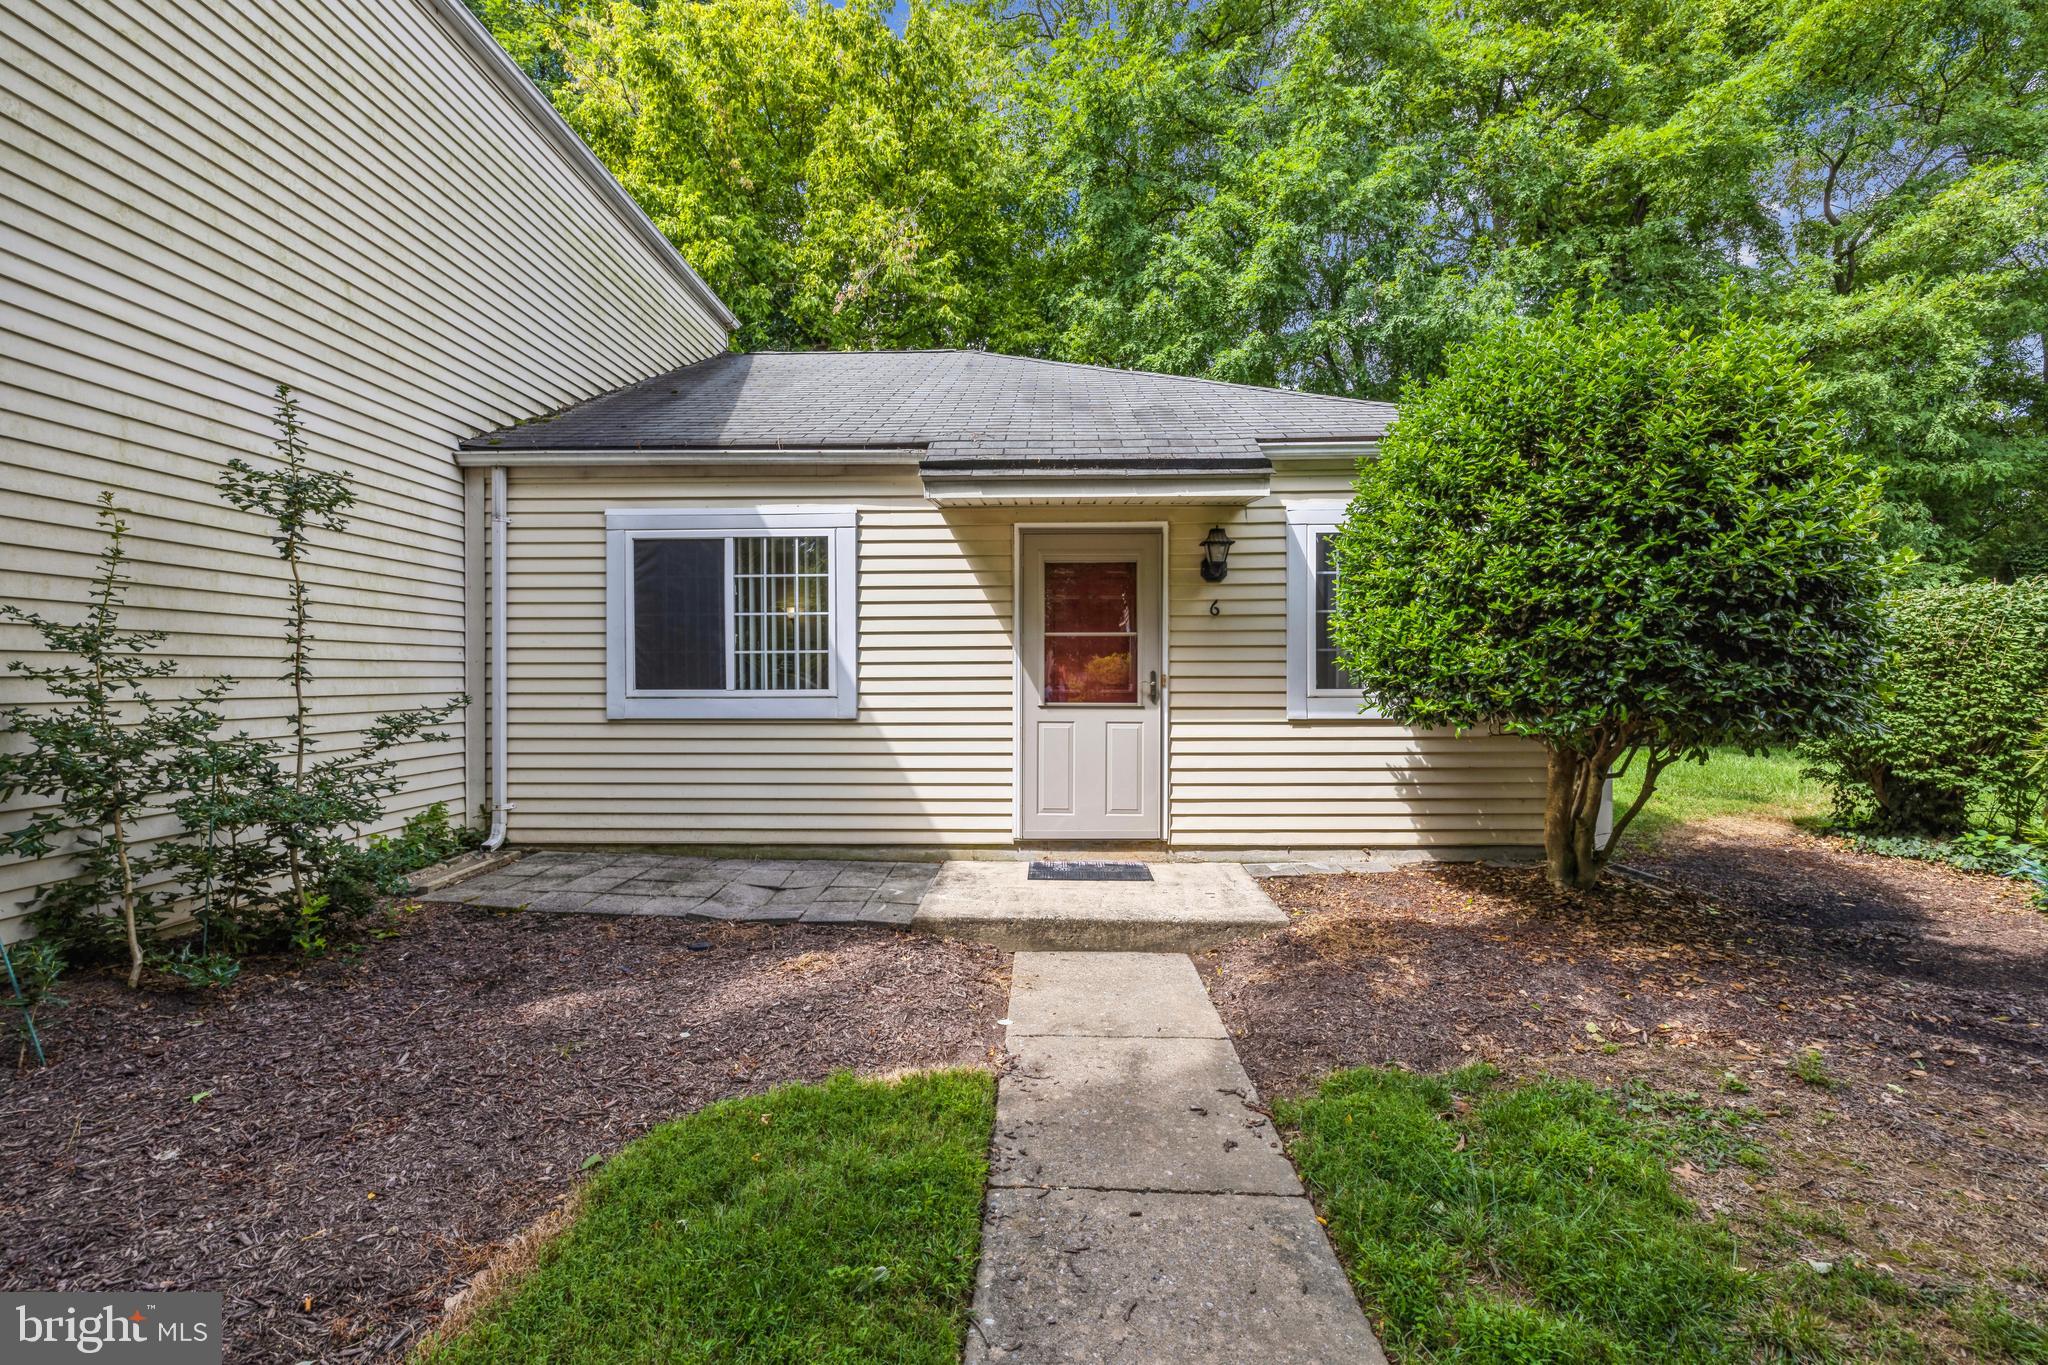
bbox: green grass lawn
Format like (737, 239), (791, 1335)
(1280, 1066), (2048, 1363)
(1613, 748), (1830, 850)
(420, 1069), (994, 1365)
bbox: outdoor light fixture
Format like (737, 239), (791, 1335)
(1199, 526), (1235, 583)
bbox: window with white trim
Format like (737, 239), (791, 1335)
(605, 507), (858, 719)
(1285, 503), (1377, 720)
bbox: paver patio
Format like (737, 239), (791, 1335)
(433, 850), (938, 925)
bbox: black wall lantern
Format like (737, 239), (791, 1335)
(1199, 526), (1235, 583)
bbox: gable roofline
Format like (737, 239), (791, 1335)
(420, 0), (739, 334)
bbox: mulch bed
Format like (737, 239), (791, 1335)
(1206, 817), (2048, 1323)
(0, 904), (1009, 1362)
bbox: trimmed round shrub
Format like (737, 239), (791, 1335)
(1802, 579), (2048, 835)
(1330, 297), (1891, 888)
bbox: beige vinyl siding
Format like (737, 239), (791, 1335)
(501, 465), (1547, 851)
(1169, 464), (1547, 848)
(1, 0), (731, 934)
(504, 466), (1019, 845)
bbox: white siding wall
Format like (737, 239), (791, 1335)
(501, 465), (1547, 851)
(0, 0), (732, 935)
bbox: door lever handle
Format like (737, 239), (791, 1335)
(1148, 670), (1160, 704)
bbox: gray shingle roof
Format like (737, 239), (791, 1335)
(463, 350), (1393, 470)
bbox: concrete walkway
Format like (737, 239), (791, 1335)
(968, 952), (1385, 1364)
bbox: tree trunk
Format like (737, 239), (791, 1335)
(113, 806), (143, 989)
(1543, 745), (1608, 891)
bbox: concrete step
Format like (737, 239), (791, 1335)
(910, 862), (1288, 952)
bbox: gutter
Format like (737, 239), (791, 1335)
(483, 465), (509, 851)
(453, 445), (926, 468)
(418, 0), (740, 334)
(921, 469), (1270, 506)
(1257, 438), (1383, 460)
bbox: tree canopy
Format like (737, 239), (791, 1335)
(471, 0), (2046, 580)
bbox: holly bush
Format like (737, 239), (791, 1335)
(1803, 580), (2048, 836)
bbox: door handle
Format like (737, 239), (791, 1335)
(1148, 670), (1160, 705)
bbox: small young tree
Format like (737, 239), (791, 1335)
(216, 386), (463, 937)
(0, 494), (228, 985)
(1329, 299), (1891, 890)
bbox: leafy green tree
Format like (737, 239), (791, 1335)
(471, 0), (2044, 576)
(1017, 0), (1770, 392)
(480, 0), (1053, 352)
(1016, 0), (2044, 570)
(1329, 301), (1890, 889)
(0, 495), (229, 986)
(1742, 0), (2048, 579)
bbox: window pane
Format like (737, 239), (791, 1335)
(1045, 561), (1137, 633)
(1043, 559), (1140, 703)
(634, 539), (724, 690)
(1314, 533), (1361, 692)
(734, 534), (830, 692)
(1045, 636), (1136, 703)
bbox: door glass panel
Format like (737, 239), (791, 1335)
(1045, 561), (1136, 632)
(1043, 560), (1138, 703)
(1045, 636), (1137, 703)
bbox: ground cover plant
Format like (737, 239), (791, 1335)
(1849, 831), (2048, 911)
(0, 906), (1007, 1361)
(420, 1070), (995, 1365)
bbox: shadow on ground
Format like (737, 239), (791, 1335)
(0, 907), (1009, 1362)
(1206, 821), (2048, 1316)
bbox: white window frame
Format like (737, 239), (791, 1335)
(605, 506), (858, 720)
(1285, 502), (1380, 720)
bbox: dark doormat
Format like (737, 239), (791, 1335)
(1028, 861), (1154, 882)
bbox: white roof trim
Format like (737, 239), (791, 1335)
(419, 0), (739, 333)
(922, 472), (1268, 506)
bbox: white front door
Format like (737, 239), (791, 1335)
(1020, 530), (1164, 839)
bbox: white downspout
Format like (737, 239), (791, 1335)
(483, 464), (510, 850)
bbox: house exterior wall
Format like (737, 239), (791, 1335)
(499, 464), (1548, 851)
(0, 0), (733, 936)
